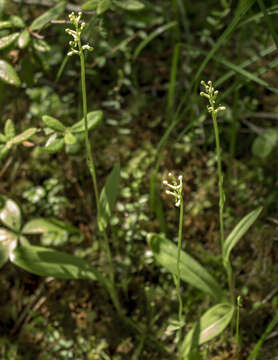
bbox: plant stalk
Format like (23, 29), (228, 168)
(176, 197), (184, 343)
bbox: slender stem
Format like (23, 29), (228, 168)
(77, 36), (118, 309)
(176, 197), (184, 343)
(236, 296), (241, 359)
(210, 106), (225, 250)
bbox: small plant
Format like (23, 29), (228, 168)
(148, 81), (263, 358)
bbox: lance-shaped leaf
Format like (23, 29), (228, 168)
(0, 32), (19, 50)
(18, 29), (30, 49)
(98, 163), (121, 232)
(148, 233), (225, 301)
(44, 134), (65, 153)
(0, 144), (10, 160)
(10, 245), (109, 290)
(113, 0), (145, 11)
(97, 0), (111, 14)
(11, 128), (37, 145)
(0, 60), (20, 86)
(30, 1), (66, 31)
(71, 111), (103, 133)
(10, 15), (25, 28)
(180, 303), (234, 357)
(0, 228), (17, 268)
(0, 196), (21, 232)
(42, 115), (66, 132)
(223, 207), (263, 265)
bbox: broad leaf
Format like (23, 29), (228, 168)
(30, 1), (66, 31)
(223, 207), (263, 264)
(71, 110), (103, 133)
(0, 32), (19, 50)
(0, 196), (21, 232)
(11, 245), (109, 290)
(82, 0), (100, 11)
(18, 29), (30, 49)
(42, 115), (66, 132)
(180, 303), (234, 357)
(98, 163), (121, 232)
(113, 0), (145, 11)
(11, 128), (37, 144)
(0, 60), (20, 87)
(148, 233), (225, 301)
(4, 119), (15, 140)
(44, 134), (65, 153)
(0, 228), (17, 268)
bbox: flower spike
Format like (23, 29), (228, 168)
(163, 172), (183, 207)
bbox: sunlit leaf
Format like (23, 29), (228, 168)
(11, 128), (37, 145)
(180, 303), (234, 357)
(71, 111), (103, 133)
(11, 245), (109, 291)
(64, 131), (76, 145)
(42, 115), (66, 132)
(44, 134), (64, 153)
(148, 233), (225, 301)
(0, 196), (21, 231)
(0, 228), (17, 268)
(0, 21), (12, 30)
(10, 15), (25, 28)
(18, 29), (30, 49)
(30, 1), (66, 31)
(223, 207), (263, 265)
(0, 32), (19, 50)
(98, 163), (121, 231)
(33, 38), (50, 53)
(0, 60), (20, 86)
(113, 0), (145, 11)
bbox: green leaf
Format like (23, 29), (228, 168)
(82, 0), (100, 11)
(11, 128), (37, 145)
(134, 21), (177, 60)
(113, 0), (145, 11)
(0, 0), (5, 20)
(97, 0), (111, 15)
(42, 115), (66, 132)
(33, 38), (50, 53)
(4, 119), (15, 140)
(30, 1), (66, 31)
(11, 245), (109, 290)
(0, 21), (12, 30)
(44, 134), (65, 153)
(22, 218), (68, 235)
(180, 303), (234, 357)
(71, 110), (103, 133)
(64, 131), (76, 145)
(10, 15), (25, 28)
(0, 144), (10, 160)
(223, 207), (263, 265)
(147, 233), (225, 301)
(18, 29), (30, 49)
(98, 163), (121, 232)
(0, 228), (17, 268)
(0, 133), (6, 143)
(252, 129), (278, 159)
(0, 196), (21, 231)
(0, 60), (20, 86)
(0, 32), (19, 50)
